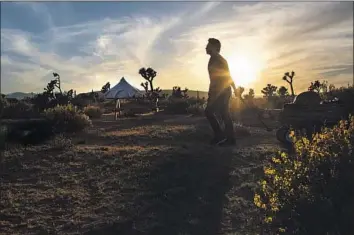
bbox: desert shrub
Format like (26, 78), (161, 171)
(1, 100), (38, 119)
(84, 105), (103, 119)
(272, 96), (294, 109)
(32, 93), (52, 112)
(233, 123), (251, 136)
(102, 99), (116, 108)
(260, 96), (291, 109)
(254, 116), (354, 234)
(0, 127), (5, 164)
(43, 104), (92, 134)
(185, 97), (205, 106)
(0, 126), (6, 152)
(0, 96), (8, 118)
(163, 97), (205, 114)
(325, 86), (354, 114)
(4, 119), (54, 145)
(122, 109), (139, 117)
(71, 96), (94, 110)
(164, 98), (190, 114)
(49, 134), (73, 151)
(186, 103), (205, 115)
(229, 97), (242, 112)
(229, 97), (255, 121)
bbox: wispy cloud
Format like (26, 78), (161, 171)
(15, 2), (55, 28)
(177, 2), (353, 90)
(1, 2), (352, 95)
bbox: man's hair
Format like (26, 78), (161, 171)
(208, 38), (221, 52)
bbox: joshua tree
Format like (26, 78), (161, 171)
(235, 86), (245, 98)
(243, 88), (255, 106)
(321, 80), (328, 93)
(282, 71), (295, 96)
(329, 84), (336, 92)
(308, 80), (328, 93)
(139, 67), (157, 92)
(44, 72), (63, 97)
(44, 80), (56, 99)
(247, 88), (255, 99)
(139, 67), (164, 111)
(277, 86), (289, 97)
(101, 82), (111, 93)
(261, 84), (278, 98)
(172, 86), (189, 98)
(141, 81), (149, 93)
(52, 72), (63, 94)
(67, 89), (74, 99)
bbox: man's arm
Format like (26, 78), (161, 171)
(230, 80), (237, 94)
(224, 60), (238, 97)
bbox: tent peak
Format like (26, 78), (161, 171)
(104, 77), (143, 99)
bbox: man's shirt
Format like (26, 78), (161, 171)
(208, 54), (233, 97)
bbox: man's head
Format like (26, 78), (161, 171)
(206, 38), (221, 56)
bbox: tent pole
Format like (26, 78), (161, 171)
(118, 99), (121, 117)
(115, 99), (118, 120)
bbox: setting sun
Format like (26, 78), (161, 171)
(228, 55), (264, 87)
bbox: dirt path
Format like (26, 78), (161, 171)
(1, 114), (282, 235)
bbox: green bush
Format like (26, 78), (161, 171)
(84, 105), (103, 119)
(43, 104), (92, 134)
(254, 116), (354, 234)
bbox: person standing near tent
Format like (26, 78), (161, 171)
(204, 38), (238, 146)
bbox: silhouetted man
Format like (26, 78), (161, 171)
(205, 38), (237, 146)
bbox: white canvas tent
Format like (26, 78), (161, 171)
(104, 77), (143, 119)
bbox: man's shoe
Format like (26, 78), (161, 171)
(218, 138), (236, 146)
(210, 136), (226, 145)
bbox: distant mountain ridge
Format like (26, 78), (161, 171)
(4, 92), (34, 100)
(161, 90), (208, 99)
(4, 89), (208, 100)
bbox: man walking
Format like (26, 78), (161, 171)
(205, 38), (237, 146)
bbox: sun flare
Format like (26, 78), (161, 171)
(228, 54), (264, 87)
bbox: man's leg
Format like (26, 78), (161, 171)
(205, 97), (225, 144)
(219, 89), (236, 145)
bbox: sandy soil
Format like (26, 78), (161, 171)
(1, 113), (284, 235)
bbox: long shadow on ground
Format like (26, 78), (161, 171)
(83, 115), (270, 234)
(84, 117), (235, 235)
(85, 146), (233, 235)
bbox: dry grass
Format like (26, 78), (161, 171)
(0, 114), (282, 235)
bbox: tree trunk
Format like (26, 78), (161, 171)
(290, 84), (295, 97)
(149, 81), (154, 92)
(57, 76), (63, 94)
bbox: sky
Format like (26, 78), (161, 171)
(1, 2), (353, 95)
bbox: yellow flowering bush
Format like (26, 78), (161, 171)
(255, 116), (354, 234)
(43, 104), (92, 133)
(84, 105), (103, 119)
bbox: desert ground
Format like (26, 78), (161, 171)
(1, 113), (283, 235)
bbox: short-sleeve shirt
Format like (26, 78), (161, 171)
(208, 54), (232, 97)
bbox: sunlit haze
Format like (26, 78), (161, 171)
(1, 2), (353, 95)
